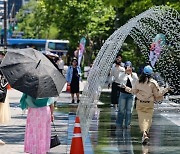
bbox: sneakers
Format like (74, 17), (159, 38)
(142, 132), (149, 145)
(0, 139), (5, 145)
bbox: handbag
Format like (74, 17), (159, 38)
(66, 84), (71, 93)
(50, 122), (61, 148)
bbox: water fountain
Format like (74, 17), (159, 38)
(77, 6), (180, 143)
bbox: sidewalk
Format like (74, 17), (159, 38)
(0, 80), (89, 154)
(0, 89), (72, 154)
(0, 81), (179, 154)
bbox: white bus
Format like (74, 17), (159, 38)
(7, 38), (69, 56)
(45, 40), (69, 57)
(7, 38), (69, 63)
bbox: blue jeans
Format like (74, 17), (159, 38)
(117, 92), (134, 127)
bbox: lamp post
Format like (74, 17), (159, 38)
(3, 0), (7, 53)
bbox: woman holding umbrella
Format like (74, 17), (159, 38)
(20, 94), (55, 154)
(0, 48), (66, 150)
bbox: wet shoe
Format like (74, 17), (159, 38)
(0, 139), (5, 145)
(142, 132), (149, 145)
(142, 136), (149, 145)
(71, 99), (75, 103)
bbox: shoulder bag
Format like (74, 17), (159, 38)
(50, 122), (61, 148)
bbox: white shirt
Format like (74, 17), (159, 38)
(57, 59), (64, 70)
(118, 72), (138, 88)
(109, 65), (125, 83)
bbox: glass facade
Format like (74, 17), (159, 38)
(0, 0), (5, 27)
(8, 0), (22, 17)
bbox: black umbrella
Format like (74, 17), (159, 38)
(0, 48), (66, 98)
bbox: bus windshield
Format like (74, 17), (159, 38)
(48, 42), (68, 50)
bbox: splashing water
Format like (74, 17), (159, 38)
(77, 6), (180, 143)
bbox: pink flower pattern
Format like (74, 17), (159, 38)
(24, 106), (51, 154)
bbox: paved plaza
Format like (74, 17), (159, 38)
(0, 89), (69, 154)
(0, 81), (180, 154)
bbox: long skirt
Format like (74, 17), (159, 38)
(24, 106), (51, 154)
(0, 91), (11, 124)
(136, 100), (154, 133)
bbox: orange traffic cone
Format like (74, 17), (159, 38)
(70, 116), (84, 154)
(7, 84), (11, 90)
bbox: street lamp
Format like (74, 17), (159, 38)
(3, 0), (7, 53)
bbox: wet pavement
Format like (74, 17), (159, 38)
(0, 86), (180, 154)
(89, 92), (180, 154)
(56, 91), (180, 154)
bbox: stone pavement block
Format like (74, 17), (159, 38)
(48, 145), (68, 154)
(0, 144), (24, 154)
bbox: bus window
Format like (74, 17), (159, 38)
(56, 42), (68, 50)
(47, 42), (69, 51)
(48, 42), (68, 51)
(46, 40), (69, 55)
(48, 42), (55, 50)
(46, 40), (69, 64)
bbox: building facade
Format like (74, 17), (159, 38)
(0, 0), (27, 28)
(8, 0), (23, 18)
(0, 0), (5, 27)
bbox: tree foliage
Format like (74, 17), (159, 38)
(16, 0), (180, 66)
(104, 0), (180, 28)
(16, 0), (115, 64)
(103, 0), (180, 72)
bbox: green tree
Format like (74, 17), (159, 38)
(16, 0), (59, 39)
(103, 0), (180, 69)
(16, 0), (180, 69)
(16, 0), (116, 65)
(104, 0), (180, 28)
(49, 0), (115, 63)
